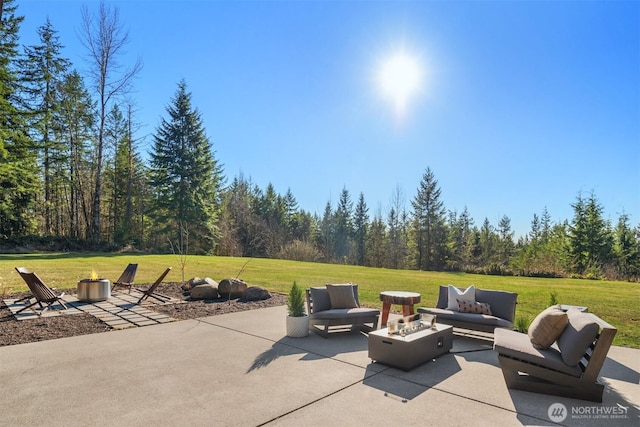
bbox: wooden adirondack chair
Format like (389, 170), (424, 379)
(137, 267), (172, 304)
(14, 267), (68, 316)
(112, 263), (138, 294)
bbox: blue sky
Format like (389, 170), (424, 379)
(16, 0), (640, 238)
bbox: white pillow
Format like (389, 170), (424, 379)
(447, 285), (475, 311)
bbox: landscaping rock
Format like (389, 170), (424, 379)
(190, 282), (219, 300)
(182, 277), (208, 293)
(243, 286), (271, 301)
(218, 278), (248, 299)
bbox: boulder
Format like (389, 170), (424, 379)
(242, 286), (271, 301)
(218, 278), (248, 299)
(190, 281), (219, 300)
(182, 277), (208, 293)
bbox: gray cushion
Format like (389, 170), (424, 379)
(417, 307), (513, 328)
(528, 305), (568, 349)
(556, 308), (599, 366)
(309, 287), (331, 312)
(475, 288), (518, 322)
(310, 307), (380, 320)
(494, 328), (582, 377)
(326, 284), (358, 309)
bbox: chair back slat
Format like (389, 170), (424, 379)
(115, 263), (138, 285)
(15, 268), (58, 302)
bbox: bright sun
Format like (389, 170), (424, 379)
(378, 51), (422, 117)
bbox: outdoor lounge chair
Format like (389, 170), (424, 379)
(136, 267), (172, 304)
(112, 263), (138, 294)
(14, 267), (68, 316)
(305, 284), (380, 338)
(493, 308), (617, 402)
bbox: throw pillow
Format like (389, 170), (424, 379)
(326, 283), (358, 309)
(446, 285), (475, 311)
(556, 308), (599, 366)
(457, 299), (492, 315)
(527, 305), (568, 349)
(309, 287), (331, 313)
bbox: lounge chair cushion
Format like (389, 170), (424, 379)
(494, 328), (582, 377)
(311, 307), (380, 320)
(310, 287), (332, 312)
(446, 285), (475, 310)
(556, 308), (599, 366)
(326, 283), (358, 309)
(419, 307), (513, 328)
(528, 305), (568, 349)
(457, 299), (492, 315)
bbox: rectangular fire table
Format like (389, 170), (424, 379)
(368, 323), (453, 371)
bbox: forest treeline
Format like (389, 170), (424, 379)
(1, 1), (638, 281)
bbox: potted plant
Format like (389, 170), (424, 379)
(286, 281), (309, 337)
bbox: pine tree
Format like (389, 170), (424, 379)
(0, 0), (39, 237)
(149, 80), (224, 254)
(334, 187), (353, 262)
(20, 18), (70, 236)
(353, 192), (368, 266)
(56, 70), (95, 238)
(410, 167), (447, 270)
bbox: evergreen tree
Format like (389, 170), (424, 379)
(317, 201), (335, 262)
(56, 70), (95, 238)
(20, 18), (70, 236)
(334, 187), (353, 262)
(366, 212), (386, 268)
(387, 184), (408, 269)
(569, 192), (612, 276)
(353, 192), (368, 266)
(613, 213), (640, 279)
(0, 0), (39, 237)
(149, 80), (224, 254)
(497, 214), (514, 266)
(410, 167), (447, 270)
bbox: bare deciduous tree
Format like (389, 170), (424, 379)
(80, 0), (141, 241)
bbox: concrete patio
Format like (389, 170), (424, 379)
(0, 305), (638, 426)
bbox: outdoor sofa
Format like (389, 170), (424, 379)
(417, 285), (518, 333)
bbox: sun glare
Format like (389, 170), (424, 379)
(378, 51), (423, 118)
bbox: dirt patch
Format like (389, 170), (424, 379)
(0, 283), (287, 347)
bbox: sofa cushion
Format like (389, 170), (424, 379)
(528, 305), (568, 349)
(310, 307), (380, 320)
(447, 285), (475, 310)
(326, 284), (358, 309)
(309, 287), (332, 312)
(556, 308), (599, 366)
(417, 307), (512, 328)
(494, 328), (582, 377)
(457, 299), (492, 315)
(475, 288), (518, 323)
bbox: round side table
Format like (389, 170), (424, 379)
(379, 291), (421, 326)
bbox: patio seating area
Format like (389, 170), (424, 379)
(3, 289), (181, 329)
(1, 305), (637, 426)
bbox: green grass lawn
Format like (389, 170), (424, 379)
(1, 253), (638, 348)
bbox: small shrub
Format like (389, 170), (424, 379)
(514, 316), (530, 333)
(549, 291), (558, 306)
(287, 281), (306, 317)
